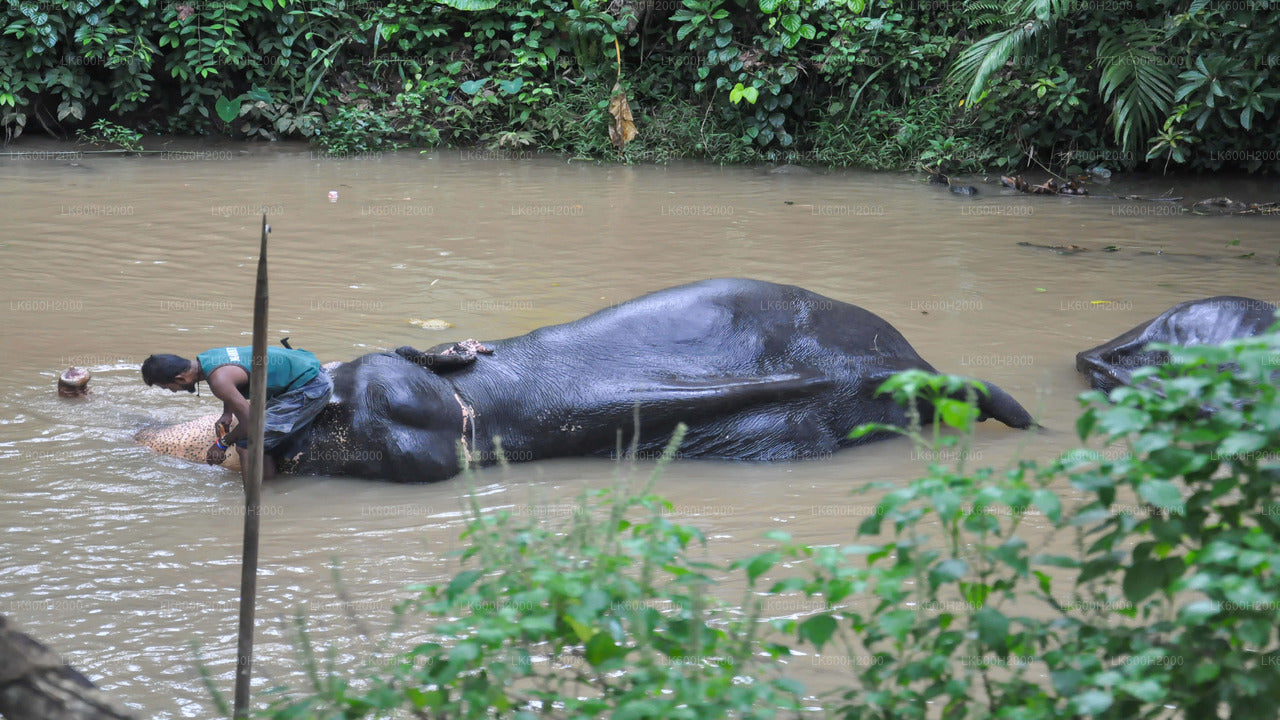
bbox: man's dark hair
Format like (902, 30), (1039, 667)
(141, 354), (192, 386)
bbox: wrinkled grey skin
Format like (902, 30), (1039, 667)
(281, 278), (1034, 483)
(1076, 296), (1278, 392)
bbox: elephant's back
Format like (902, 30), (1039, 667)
(1114, 296), (1278, 351)
(493, 278), (921, 372)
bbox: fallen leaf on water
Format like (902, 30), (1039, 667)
(1035, 288), (1047, 292)
(607, 82), (637, 150)
(410, 318), (454, 330)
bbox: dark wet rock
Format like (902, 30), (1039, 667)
(925, 165), (977, 195)
(0, 614), (134, 720)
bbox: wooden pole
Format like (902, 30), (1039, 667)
(233, 215), (270, 718)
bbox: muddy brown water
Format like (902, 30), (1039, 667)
(1, 141), (1278, 716)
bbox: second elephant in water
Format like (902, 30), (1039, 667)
(1076, 296), (1277, 392)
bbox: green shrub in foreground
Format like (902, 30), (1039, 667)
(759, 328), (1280, 719)
(253, 426), (806, 720)
(239, 327), (1280, 719)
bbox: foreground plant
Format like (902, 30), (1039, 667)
(751, 328), (1280, 719)
(256, 425), (806, 719)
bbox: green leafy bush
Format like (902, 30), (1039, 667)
(755, 328), (1280, 718)
(5, 0), (1278, 171)
(253, 427), (806, 719)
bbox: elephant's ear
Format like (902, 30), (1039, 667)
(395, 346), (476, 373)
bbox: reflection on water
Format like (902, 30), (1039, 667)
(1, 143), (1277, 716)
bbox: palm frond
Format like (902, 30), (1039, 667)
(950, 22), (1041, 105)
(950, 0), (1075, 105)
(1021, 0), (1076, 23)
(1097, 34), (1175, 151)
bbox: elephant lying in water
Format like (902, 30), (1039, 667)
(1076, 296), (1277, 392)
(137, 278), (1034, 483)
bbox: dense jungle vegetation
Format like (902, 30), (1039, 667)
(4, 0), (1279, 172)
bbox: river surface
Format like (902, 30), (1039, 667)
(1, 140), (1277, 717)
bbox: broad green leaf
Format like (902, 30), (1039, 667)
(745, 552), (779, 584)
(1218, 431), (1267, 458)
(935, 398), (979, 430)
(446, 569), (483, 601)
(877, 609), (915, 642)
(1032, 489), (1062, 524)
(1120, 677), (1165, 703)
(799, 614), (838, 648)
(1122, 559), (1166, 602)
(564, 615), (595, 644)
(1137, 479), (1183, 514)
(1071, 690), (1113, 715)
(498, 77), (523, 95)
(931, 558), (969, 587)
(449, 640), (480, 663)
(1098, 406), (1149, 436)
(584, 632), (627, 667)
(975, 607), (1009, 650)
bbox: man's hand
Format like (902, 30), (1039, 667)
(206, 443), (228, 466)
(216, 413), (234, 436)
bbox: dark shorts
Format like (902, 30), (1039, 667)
(233, 372), (334, 452)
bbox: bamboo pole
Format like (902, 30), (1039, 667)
(233, 215), (270, 718)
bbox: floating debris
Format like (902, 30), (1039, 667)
(1001, 175), (1088, 196)
(1191, 197), (1280, 216)
(410, 318), (454, 330)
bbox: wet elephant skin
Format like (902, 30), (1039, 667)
(275, 278), (1035, 483)
(1076, 296), (1277, 392)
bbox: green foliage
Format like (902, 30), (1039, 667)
(9, 2), (1277, 180)
(314, 105), (406, 156)
(75, 117), (140, 151)
(256, 426), (805, 719)
(950, 0), (1280, 172)
(1057, 330), (1280, 718)
(760, 327), (1280, 718)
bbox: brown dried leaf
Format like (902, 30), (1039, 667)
(607, 83), (637, 150)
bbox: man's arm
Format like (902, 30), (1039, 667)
(207, 366), (252, 446)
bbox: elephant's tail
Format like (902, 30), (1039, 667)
(972, 380), (1036, 429)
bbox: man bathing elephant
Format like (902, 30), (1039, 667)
(1076, 296), (1277, 392)
(138, 278), (1034, 483)
(140, 345), (334, 484)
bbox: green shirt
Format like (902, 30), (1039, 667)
(196, 346), (321, 399)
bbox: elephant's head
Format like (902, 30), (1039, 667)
(134, 348), (479, 482)
(281, 351), (469, 482)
